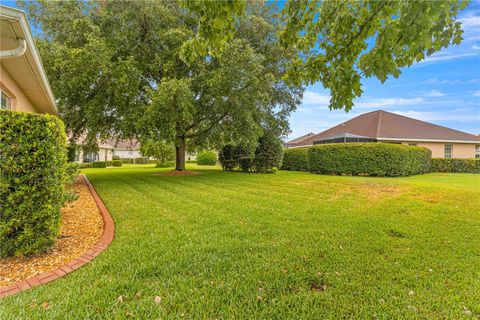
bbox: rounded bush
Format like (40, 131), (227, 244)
(0, 110), (68, 257)
(112, 160), (123, 167)
(252, 133), (283, 173)
(307, 143), (431, 177)
(92, 161), (107, 168)
(281, 147), (309, 171)
(197, 150), (217, 165)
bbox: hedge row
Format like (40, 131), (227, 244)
(430, 158), (480, 173)
(79, 160), (122, 168)
(281, 147), (309, 171)
(283, 143), (431, 177)
(121, 158), (155, 164)
(0, 110), (69, 257)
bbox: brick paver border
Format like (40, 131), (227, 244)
(0, 174), (115, 299)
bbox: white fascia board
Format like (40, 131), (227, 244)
(0, 5), (58, 115)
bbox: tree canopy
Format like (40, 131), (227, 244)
(20, 0), (468, 169)
(21, 1), (301, 170)
(183, 0), (469, 110)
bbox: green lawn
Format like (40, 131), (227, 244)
(1, 165), (479, 319)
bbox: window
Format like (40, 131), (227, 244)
(408, 143), (417, 146)
(444, 144), (452, 158)
(1, 90), (12, 110)
(476, 145), (480, 158)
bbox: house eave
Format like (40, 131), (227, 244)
(378, 137), (480, 144)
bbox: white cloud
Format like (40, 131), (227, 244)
(415, 52), (478, 65)
(391, 110), (479, 123)
(472, 44), (480, 50)
(473, 90), (480, 97)
(422, 90), (445, 97)
(301, 91), (331, 106)
(354, 97), (424, 109)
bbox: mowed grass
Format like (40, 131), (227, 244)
(1, 165), (479, 319)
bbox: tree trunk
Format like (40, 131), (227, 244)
(175, 136), (186, 171)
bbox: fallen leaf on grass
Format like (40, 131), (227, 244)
(117, 295), (124, 303)
(41, 301), (50, 309)
(154, 296), (162, 304)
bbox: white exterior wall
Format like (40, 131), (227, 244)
(113, 149), (143, 159)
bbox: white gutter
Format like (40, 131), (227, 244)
(0, 38), (26, 59)
(378, 137), (480, 144)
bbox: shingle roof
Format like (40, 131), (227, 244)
(285, 132), (316, 147)
(294, 110), (480, 146)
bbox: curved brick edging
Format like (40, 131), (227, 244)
(0, 174), (115, 298)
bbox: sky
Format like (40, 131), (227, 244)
(4, 1), (480, 139)
(289, 2), (480, 140)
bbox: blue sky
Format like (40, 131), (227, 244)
(5, 1), (479, 138)
(289, 2), (480, 139)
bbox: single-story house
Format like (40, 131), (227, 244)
(286, 110), (480, 158)
(106, 139), (143, 159)
(74, 142), (114, 163)
(0, 5), (57, 115)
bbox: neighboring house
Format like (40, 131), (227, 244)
(107, 139), (143, 159)
(284, 132), (316, 148)
(74, 142), (114, 163)
(0, 5), (57, 115)
(286, 110), (480, 158)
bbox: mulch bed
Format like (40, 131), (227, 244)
(154, 170), (203, 177)
(0, 177), (103, 287)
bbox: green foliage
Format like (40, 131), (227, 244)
(182, 1), (467, 110)
(22, 1), (301, 170)
(281, 147), (309, 171)
(140, 139), (175, 166)
(112, 160), (123, 167)
(66, 145), (76, 162)
(155, 161), (175, 168)
(430, 158), (480, 173)
(197, 150), (217, 165)
(252, 132), (284, 173)
(79, 162), (93, 169)
(307, 143), (431, 177)
(112, 155), (120, 160)
(92, 161), (107, 168)
(0, 110), (68, 257)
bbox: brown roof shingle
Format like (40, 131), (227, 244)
(293, 110), (480, 146)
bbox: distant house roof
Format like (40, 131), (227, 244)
(285, 132), (316, 147)
(104, 139), (139, 150)
(295, 110), (480, 146)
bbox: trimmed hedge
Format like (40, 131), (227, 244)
(430, 158), (480, 173)
(121, 158), (153, 164)
(281, 147), (309, 171)
(197, 150), (217, 165)
(0, 110), (68, 257)
(112, 160), (122, 167)
(307, 143), (431, 177)
(92, 161), (107, 168)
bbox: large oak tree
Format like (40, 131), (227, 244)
(21, 1), (301, 170)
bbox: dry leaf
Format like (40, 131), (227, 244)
(41, 301), (50, 309)
(117, 295), (124, 303)
(408, 290), (415, 296)
(154, 296), (162, 304)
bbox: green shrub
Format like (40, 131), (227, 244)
(0, 110), (69, 257)
(430, 158), (480, 173)
(252, 133), (283, 173)
(79, 162), (93, 169)
(281, 147), (309, 171)
(307, 143), (431, 177)
(112, 155), (120, 160)
(66, 146), (76, 162)
(121, 157), (150, 164)
(156, 160), (175, 168)
(197, 150), (217, 165)
(92, 161), (107, 168)
(112, 160), (122, 167)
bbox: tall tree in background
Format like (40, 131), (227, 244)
(21, 1), (301, 170)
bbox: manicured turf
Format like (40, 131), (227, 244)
(1, 165), (479, 318)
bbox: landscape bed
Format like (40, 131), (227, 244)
(0, 165), (478, 318)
